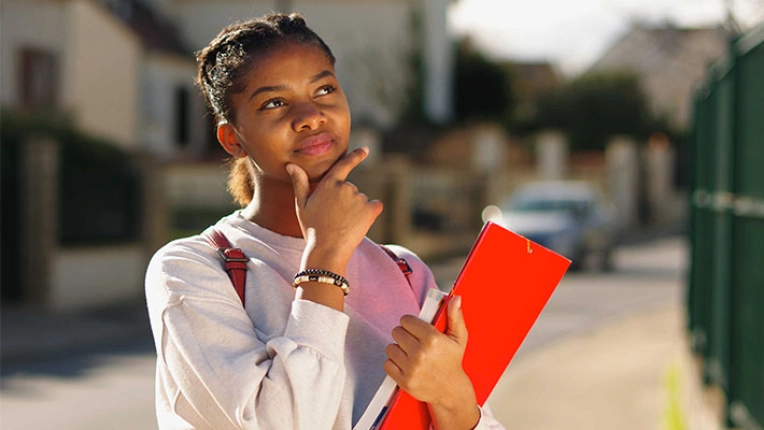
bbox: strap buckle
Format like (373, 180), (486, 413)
(395, 258), (413, 276)
(217, 248), (249, 263)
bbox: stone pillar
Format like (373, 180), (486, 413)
(536, 130), (568, 180)
(606, 136), (640, 230)
(20, 137), (59, 305)
(134, 152), (168, 261)
(471, 123), (507, 173)
(644, 133), (677, 225)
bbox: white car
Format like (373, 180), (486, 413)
(485, 180), (619, 270)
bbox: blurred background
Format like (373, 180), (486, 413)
(1, 0), (762, 429)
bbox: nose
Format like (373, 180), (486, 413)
(291, 102), (326, 132)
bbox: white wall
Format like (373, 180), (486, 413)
(142, 53), (204, 157)
(50, 245), (146, 311)
(0, 0), (68, 107)
(169, 1), (274, 52)
(67, 0), (142, 148)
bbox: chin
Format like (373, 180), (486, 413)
(305, 164), (332, 184)
(301, 146), (347, 182)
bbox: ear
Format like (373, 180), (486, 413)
(217, 121), (247, 158)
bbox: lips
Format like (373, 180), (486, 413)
(294, 132), (335, 156)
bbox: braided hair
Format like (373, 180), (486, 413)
(195, 13), (336, 206)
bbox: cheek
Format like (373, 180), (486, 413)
(334, 104), (352, 137)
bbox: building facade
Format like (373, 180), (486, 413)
(586, 24), (731, 130)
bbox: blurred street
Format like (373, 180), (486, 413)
(1, 234), (697, 430)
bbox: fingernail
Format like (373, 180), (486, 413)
(357, 146), (369, 154)
(453, 295), (462, 310)
(285, 164), (295, 175)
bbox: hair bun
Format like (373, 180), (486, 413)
(287, 13), (307, 27)
(267, 13), (306, 31)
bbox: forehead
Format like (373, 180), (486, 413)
(245, 41), (336, 84)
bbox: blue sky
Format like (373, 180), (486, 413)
(448, 0), (764, 75)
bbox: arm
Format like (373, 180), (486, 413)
(147, 250), (350, 430)
(287, 147), (383, 312)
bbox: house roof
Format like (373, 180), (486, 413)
(502, 61), (562, 102)
(586, 24), (732, 76)
(582, 23), (732, 129)
(101, 0), (191, 57)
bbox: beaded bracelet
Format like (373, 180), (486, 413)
(293, 269), (350, 296)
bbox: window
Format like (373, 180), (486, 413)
(20, 48), (59, 109)
(174, 85), (190, 147)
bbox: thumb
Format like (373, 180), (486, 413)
(446, 295), (468, 348)
(286, 163), (309, 209)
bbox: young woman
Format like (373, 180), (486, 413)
(145, 12), (505, 430)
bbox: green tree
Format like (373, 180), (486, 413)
(536, 72), (663, 151)
(453, 39), (514, 123)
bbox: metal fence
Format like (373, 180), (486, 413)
(688, 24), (764, 429)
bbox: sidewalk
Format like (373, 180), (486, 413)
(1, 300), (153, 370)
(486, 303), (723, 430)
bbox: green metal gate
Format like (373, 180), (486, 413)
(688, 24), (764, 429)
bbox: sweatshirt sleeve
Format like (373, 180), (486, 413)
(146, 242), (349, 430)
(473, 404), (507, 430)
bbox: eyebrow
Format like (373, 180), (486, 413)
(248, 70), (335, 101)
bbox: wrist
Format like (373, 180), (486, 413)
(429, 400), (480, 430)
(302, 239), (353, 276)
(294, 269), (350, 296)
(428, 373), (480, 430)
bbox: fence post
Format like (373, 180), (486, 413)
(20, 137), (59, 306)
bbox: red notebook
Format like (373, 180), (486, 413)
(377, 221), (570, 429)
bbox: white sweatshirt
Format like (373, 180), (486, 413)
(145, 210), (505, 429)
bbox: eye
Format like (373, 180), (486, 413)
(261, 99), (285, 110)
(316, 85), (336, 96)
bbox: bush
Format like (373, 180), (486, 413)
(0, 110), (141, 246)
(535, 72), (677, 151)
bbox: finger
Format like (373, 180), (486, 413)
(383, 358), (403, 381)
(399, 314), (435, 340)
(446, 295), (468, 347)
(385, 343), (410, 366)
(391, 325), (419, 353)
(369, 199), (385, 218)
(325, 146), (369, 182)
(286, 163), (310, 209)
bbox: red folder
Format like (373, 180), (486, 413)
(378, 221), (570, 429)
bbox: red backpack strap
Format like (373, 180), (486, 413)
(203, 228), (248, 306)
(379, 244), (413, 287)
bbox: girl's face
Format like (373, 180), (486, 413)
(223, 41), (351, 185)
